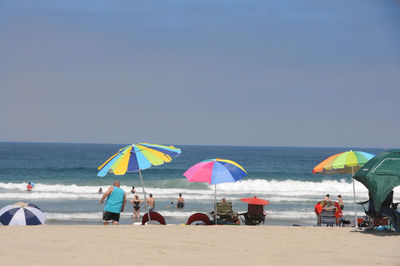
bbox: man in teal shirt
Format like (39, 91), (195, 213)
(99, 180), (127, 225)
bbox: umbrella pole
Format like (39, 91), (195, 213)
(351, 167), (358, 228)
(138, 169), (151, 224)
(214, 184), (217, 225)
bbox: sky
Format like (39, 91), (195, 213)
(1, 0), (399, 148)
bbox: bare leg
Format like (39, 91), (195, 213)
(133, 211), (140, 221)
(112, 221), (118, 225)
(104, 221), (110, 225)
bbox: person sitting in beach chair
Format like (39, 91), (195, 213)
(314, 199), (342, 226)
(238, 196), (269, 225)
(360, 190), (400, 231)
(357, 199), (388, 229)
(239, 204), (266, 225)
(210, 198), (238, 224)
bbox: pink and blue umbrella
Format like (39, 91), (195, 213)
(184, 158), (247, 224)
(184, 158), (247, 184)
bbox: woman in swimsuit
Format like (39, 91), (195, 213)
(130, 194), (143, 221)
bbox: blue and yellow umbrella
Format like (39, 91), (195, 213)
(98, 143), (181, 177)
(97, 143), (181, 215)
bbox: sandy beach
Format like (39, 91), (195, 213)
(1, 225), (399, 266)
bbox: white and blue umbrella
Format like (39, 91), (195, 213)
(0, 202), (46, 226)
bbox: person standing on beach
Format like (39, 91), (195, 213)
(99, 180), (126, 225)
(146, 193), (155, 211)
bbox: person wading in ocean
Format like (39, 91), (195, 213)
(146, 193), (155, 212)
(99, 180), (126, 225)
(177, 193), (184, 209)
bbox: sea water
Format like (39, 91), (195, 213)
(0, 142), (398, 225)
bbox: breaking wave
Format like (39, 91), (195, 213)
(1, 180), (399, 201)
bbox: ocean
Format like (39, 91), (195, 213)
(0, 142), (398, 226)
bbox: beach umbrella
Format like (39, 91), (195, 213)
(0, 202), (46, 226)
(240, 196), (270, 205)
(97, 143), (181, 219)
(183, 158), (247, 224)
(353, 150), (400, 211)
(312, 150), (375, 227)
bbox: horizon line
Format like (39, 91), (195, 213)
(0, 140), (393, 150)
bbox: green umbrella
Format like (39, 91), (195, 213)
(353, 150), (400, 211)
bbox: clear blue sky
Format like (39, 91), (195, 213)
(1, 0), (399, 147)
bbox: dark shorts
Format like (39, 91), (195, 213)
(340, 205), (344, 210)
(134, 206), (140, 211)
(103, 211), (120, 222)
(177, 202), (184, 208)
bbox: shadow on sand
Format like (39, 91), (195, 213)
(350, 228), (400, 237)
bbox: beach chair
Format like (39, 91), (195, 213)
(141, 211), (166, 225)
(314, 200), (340, 226)
(239, 204), (266, 225)
(319, 209), (337, 226)
(186, 213), (210, 225)
(357, 200), (389, 230)
(210, 202), (238, 224)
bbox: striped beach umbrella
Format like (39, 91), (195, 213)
(312, 150), (375, 175)
(97, 143), (181, 177)
(312, 150), (375, 228)
(184, 158), (247, 185)
(0, 202), (46, 226)
(97, 143), (181, 222)
(184, 158), (247, 224)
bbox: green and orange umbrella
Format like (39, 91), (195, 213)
(312, 150), (375, 175)
(312, 150), (375, 228)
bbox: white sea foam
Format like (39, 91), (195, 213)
(157, 210), (197, 218)
(45, 211), (198, 220)
(0, 192), (99, 200)
(214, 179), (368, 196)
(1, 180), (399, 201)
(267, 210), (316, 220)
(46, 212), (103, 220)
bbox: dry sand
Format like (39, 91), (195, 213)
(0, 225), (399, 266)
